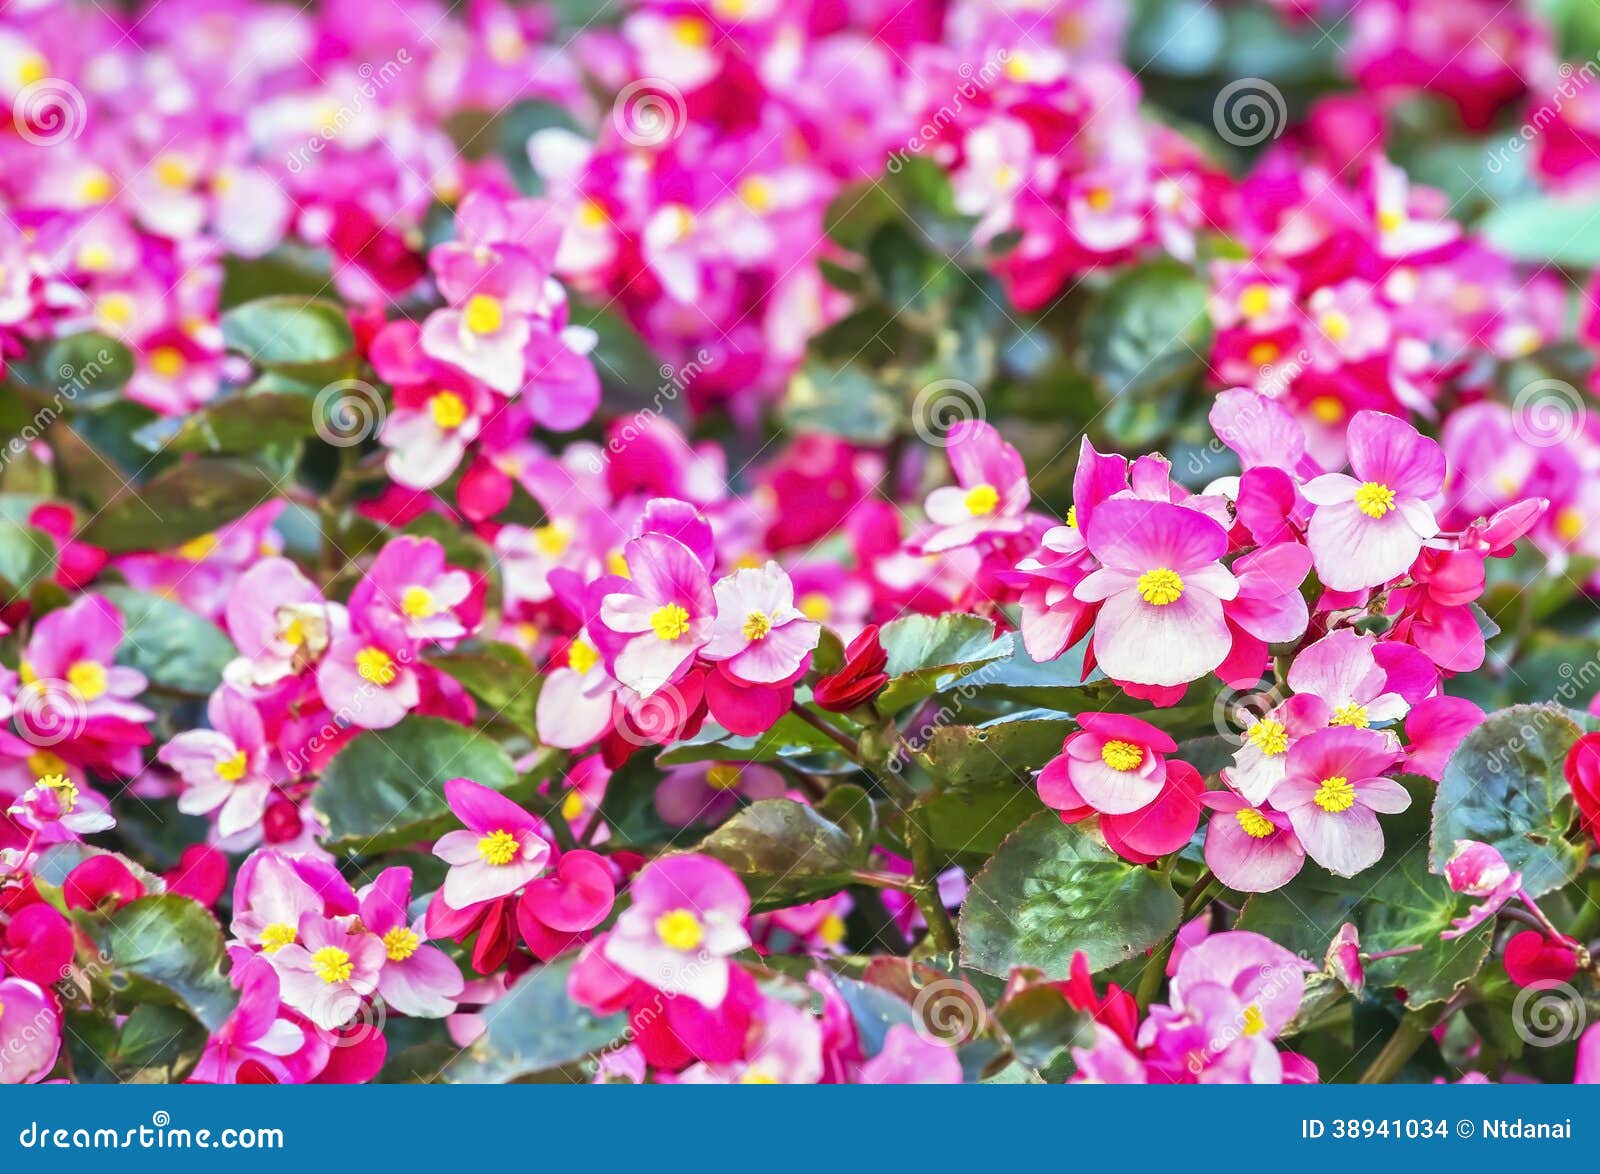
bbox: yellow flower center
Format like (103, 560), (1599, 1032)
(66, 659), (108, 701)
(260, 923), (297, 954)
(742, 611), (772, 641)
(1247, 341), (1281, 367)
(964, 483), (1000, 516)
(560, 790), (586, 821)
(532, 523), (570, 557)
(1241, 1004), (1267, 1036)
(1313, 776), (1355, 814)
(1353, 482), (1396, 519)
(178, 532), (219, 560)
(428, 390), (468, 429)
(650, 603), (691, 641)
(671, 16), (709, 46)
(1065, 504), (1078, 528)
(1085, 186), (1113, 211)
(607, 550), (630, 578)
(1320, 310), (1351, 342)
(463, 293), (504, 336)
(383, 926), (420, 963)
(79, 171), (114, 203)
(355, 647), (397, 686)
(1136, 568), (1184, 606)
(567, 638), (599, 675)
(216, 750), (249, 782)
(281, 616), (307, 647)
(148, 346), (186, 378)
(1246, 718), (1289, 756)
(1330, 703), (1369, 728)
(1099, 740), (1144, 772)
(1555, 507), (1585, 543)
(738, 176), (772, 212)
(477, 829), (520, 866)
(819, 912), (847, 946)
(1377, 208), (1404, 233)
(98, 293), (134, 328)
(154, 154), (192, 188)
(1309, 395), (1345, 424)
(401, 585), (437, 618)
(1235, 807), (1275, 839)
(739, 1070), (778, 1084)
(26, 750), (66, 777)
(656, 908), (705, 951)
(705, 764), (743, 791)
(37, 773), (77, 813)
(310, 946), (354, 985)
(1237, 283), (1273, 318)
(798, 592), (831, 622)
(18, 53), (47, 85)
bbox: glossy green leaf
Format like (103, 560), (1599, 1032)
(79, 458), (280, 553)
(221, 296), (356, 377)
(960, 812), (1182, 977)
(76, 895), (237, 1032)
(1081, 260), (1211, 397)
(443, 956), (623, 1083)
(102, 585), (235, 695)
(695, 798), (868, 912)
(877, 613), (1013, 714)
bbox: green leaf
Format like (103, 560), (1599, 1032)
(959, 812), (1182, 977)
(0, 517), (56, 598)
(79, 458), (280, 553)
(915, 710), (1073, 787)
(221, 296), (356, 378)
(101, 585), (235, 695)
(695, 798), (868, 913)
(431, 641), (543, 739)
(782, 359), (899, 444)
(76, 895), (237, 1032)
(312, 715), (518, 853)
(1081, 260), (1211, 397)
(146, 391), (317, 455)
(655, 712), (843, 766)
(877, 612), (1013, 714)
(1479, 196), (1600, 268)
(1240, 776), (1492, 1009)
(39, 333), (136, 400)
(65, 1004), (207, 1084)
(443, 955), (623, 1083)
(1429, 704), (1588, 897)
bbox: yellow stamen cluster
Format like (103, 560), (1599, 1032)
(1330, 703), (1369, 729)
(656, 908), (705, 951)
(260, 923), (297, 954)
(477, 829), (520, 866)
(566, 639), (599, 676)
(964, 483), (1000, 516)
(383, 927), (420, 963)
(1240, 1004), (1267, 1036)
(650, 603), (691, 641)
(1353, 481), (1396, 519)
(1099, 740), (1144, 773)
(1235, 808), (1275, 839)
(462, 294), (503, 336)
(429, 390), (468, 429)
(37, 773), (77, 813)
(401, 585), (437, 619)
(216, 749), (249, 783)
(66, 659), (108, 701)
(742, 611), (773, 641)
(1313, 776), (1356, 814)
(705, 764), (743, 791)
(1246, 719), (1289, 756)
(1136, 568), (1184, 606)
(355, 647), (398, 686)
(311, 946), (354, 985)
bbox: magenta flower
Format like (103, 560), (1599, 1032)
(433, 778), (552, 910)
(1304, 411), (1444, 590)
(603, 853), (752, 1009)
(1042, 713), (1176, 816)
(270, 913), (385, 1031)
(1285, 629), (1408, 730)
(224, 558), (332, 689)
(161, 686), (277, 838)
(18, 592), (153, 729)
(701, 562), (820, 685)
(315, 612), (421, 731)
(192, 956), (306, 1084)
(357, 867), (464, 1018)
(920, 421), (1034, 553)
(7, 772), (114, 845)
(0, 967), (61, 1084)
(1222, 693), (1331, 805)
(349, 536), (472, 644)
(595, 532), (714, 696)
(230, 851), (357, 956)
(1073, 499), (1238, 687)
(654, 761), (786, 827)
(1273, 727), (1411, 877)
(1201, 790), (1305, 893)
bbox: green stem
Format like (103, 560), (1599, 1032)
(1136, 937), (1173, 1012)
(1358, 1009), (1433, 1084)
(1180, 870), (1220, 920)
(907, 806), (958, 955)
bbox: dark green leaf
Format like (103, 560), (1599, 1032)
(40, 332), (136, 399)
(960, 812), (1182, 977)
(148, 392), (316, 455)
(76, 895), (237, 1031)
(695, 798), (868, 912)
(431, 641), (543, 739)
(1081, 260), (1211, 397)
(102, 585), (235, 695)
(442, 955), (623, 1082)
(79, 458), (280, 553)
(221, 296), (356, 377)
(65, 1004), (207, 1083)
(312, 715), (518, 853)
(877, 612), (1013, 714)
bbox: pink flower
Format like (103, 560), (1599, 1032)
(271, 913), (385, 1031)
(856, 1023), (964, 1084)
(314, 612), (420, 731)
(357, 867), (464, 1018)
(1039, 713), (1176, 816)
(223, 558), (333, 689)
(1441, 839), (1523, 939)
(701, 562), (820, 684)
(1222, 693), (1331, 805)
(230, 852), (356, 956)
(7, 773), (114, 844)
(1202, 790), (1305, 893)
(603, 853), (751, 1009)
(1286, 629), (1409, 730)
(1273, 727), (1410, 877)
(0, 967), (60, 1084)
(193, 955), (306, 1084)
(17, 593), (154, 755)
(595, 532), (715, 696)
(161, 686), (277, 838)
(1074, 499), (1238, 686)
(1304, 411), (1444, 590)
(349, 536), (472, 644)
(920, 421), (1033, 554)
(433, 778), (552, 909)
(655, 761), (786, 827)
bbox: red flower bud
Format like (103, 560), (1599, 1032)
(64, 855), (147, 913)
(1562, 732), (1600, 842)
(813, 624), (889, 713)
